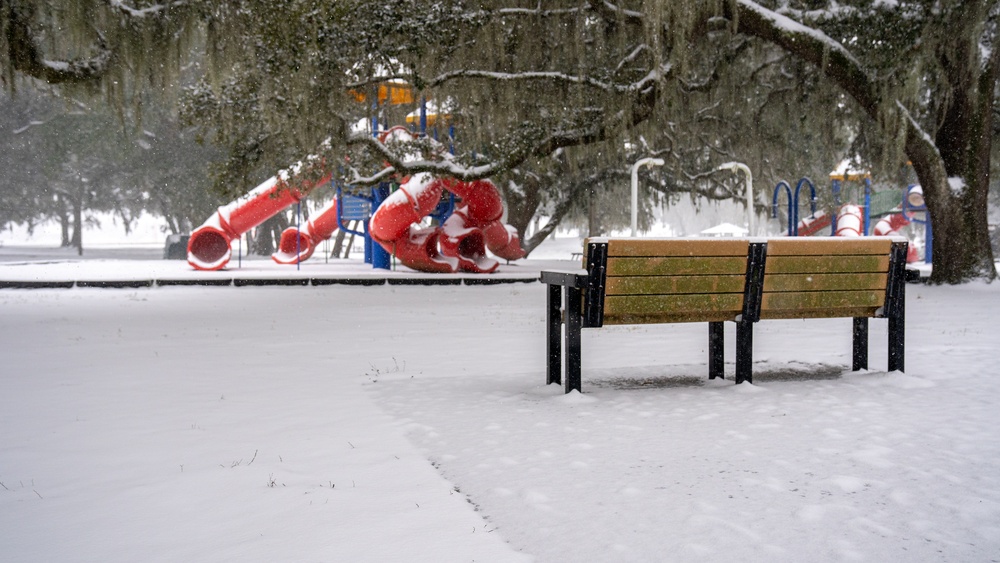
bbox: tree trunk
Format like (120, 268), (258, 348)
(59, 210), (71, 247)
(727, 1), (997, 283)
(912, 6), (999, 284)
(71, 197), (83, 256)
(587, 188), (600, 238)
(331, 227), (347, 258)
(251, 213), (288, 255)
(499, 175), (543, 247)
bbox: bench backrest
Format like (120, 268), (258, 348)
(581, 237), (906, 328)
(761, 238), (895, 320)
(591, 239), (751, 325)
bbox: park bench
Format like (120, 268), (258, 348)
(540, 237), (909, 393)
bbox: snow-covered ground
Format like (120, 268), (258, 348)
(1, 234), (998, 562)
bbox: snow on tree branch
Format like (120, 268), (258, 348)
(728, 1), (878, 114)
(428, 64), (670, 95)
(344, 133), (500, 184)
(735, 0), (860, 67)
(492, 6), (582, 17)
(587, 0), (644, 25)
(107, 1), (195, 18)
(427, 69), (617, 93)
(895, 100), (942, 160)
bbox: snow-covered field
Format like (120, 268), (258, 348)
(1, 240), (999, 562)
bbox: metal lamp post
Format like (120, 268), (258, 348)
(630, 157), (665, 237)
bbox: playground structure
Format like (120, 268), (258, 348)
(770, 171), (930, 263)
(186, 84), (524, 272)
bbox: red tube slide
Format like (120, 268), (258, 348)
(187, 172), (329, 270)
(873, 213), (919, 262)
(794, 210), (831, 236)
(369, 174), (457, 272)
(835, 205), (863, 237)
(368, 174), (525, 274)
(272, 197), (341, 264)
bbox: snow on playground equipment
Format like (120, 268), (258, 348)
(186, 86), (523, 272)
(770, 170), (925, 261)
(187, 171), (331, 271)
(835, 205), (864, 237)
(367, 127), (525, 273)
(271, 194), (342, 265)
(902, 184), (932, 263)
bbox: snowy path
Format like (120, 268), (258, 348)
(2, 281), (999, 561)
(0, 287), (531, 562)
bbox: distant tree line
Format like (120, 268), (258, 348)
(0, 86), (223, 254)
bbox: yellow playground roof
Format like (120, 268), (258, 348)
(350, 81), (415, 106)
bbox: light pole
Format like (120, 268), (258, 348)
(631, 157), (665, 237)
(717, 162), (754, 236)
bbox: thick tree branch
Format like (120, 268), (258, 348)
(427, 69), (616, 93)
(344, 63), (664, 186)
(725, 0), (879, 115)
(5, 4), (111, 84)
(586, 0), (644, 27)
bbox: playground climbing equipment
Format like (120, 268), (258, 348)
(367, 139), (525, 274)
(769, 171), (928, 264)
(186, 84), (524, 272)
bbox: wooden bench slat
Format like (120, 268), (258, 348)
(759, 306), (882, 320)
(763, 272), (888, 292)
(761, 289), (885, 313)
(604, 311), (739, 324)
(765, 255), (890, 274)
(605, 293), (743, 318)
(606, 274), (746, 296)
(604, 239), (749, 257)
(607, 256), (748, 276)
(765, 238), (894, 256)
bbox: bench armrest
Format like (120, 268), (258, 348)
(540, 269), (589, 288)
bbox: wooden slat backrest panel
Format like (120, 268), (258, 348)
(605, 239), (750, 257)
(760, 238), (892, 320)
(606, 256), (748, 277)
(604, 294), (744, 324)
(596, 238), (749, 325)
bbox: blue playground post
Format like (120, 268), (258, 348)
(771, 181), (793, 235)
(420, 96), (428, 135)
(371, 185), (392, 270)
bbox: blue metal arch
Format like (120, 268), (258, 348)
(793, 177), (818, 236)
(771, 181), (793, 236)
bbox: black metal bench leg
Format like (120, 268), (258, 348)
(852, 317), (868, 371)
(565, 287), (583, 393)
(546, 284), (562, 385)
(709, 322), (724, 379)
(735, 319), (753, 384)
(888, 296), (905, 373)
